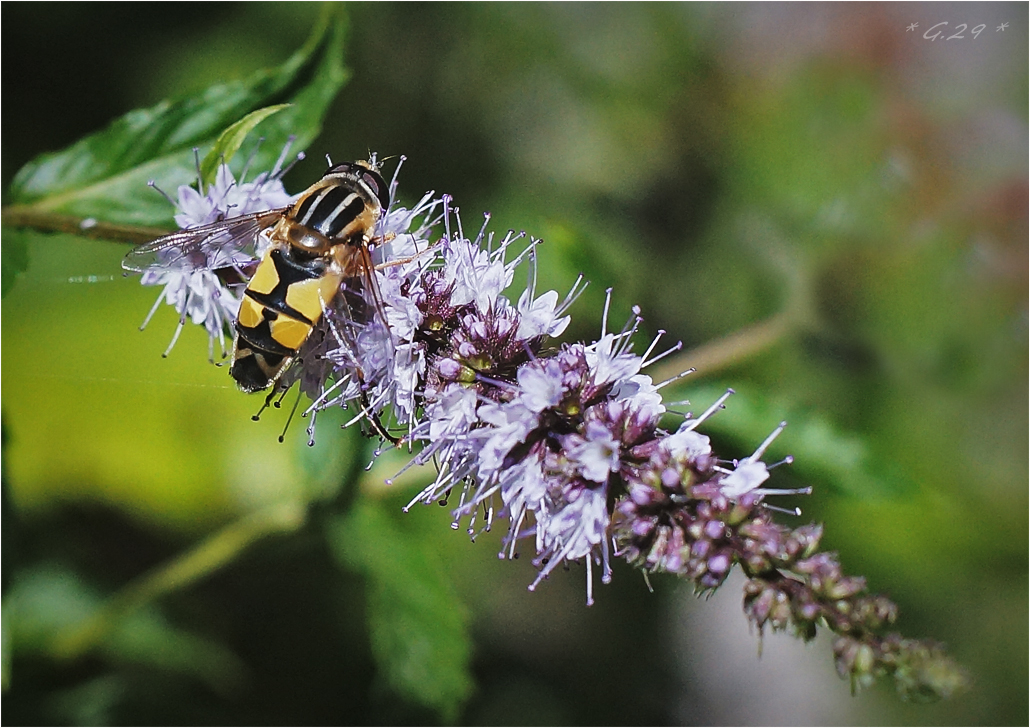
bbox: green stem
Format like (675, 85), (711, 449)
(1, 205), (169, 245)
(650, 310), (797, 383)
(51, 501), (306, 660)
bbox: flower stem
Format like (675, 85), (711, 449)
(651, 310), (795, 382)
(1, 205), (169, 244)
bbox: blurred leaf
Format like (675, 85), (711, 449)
(728, 65), (894, 242)
(296, 405), (367, 505)
(105, 610), (247, 696)
(1, 588), (10, 691)
(50, 502), (306, 660)
(5, 567), (97, 649)
(1, 230), (29, 298)
(6, 5), (349, 227)
(198, 104), (291, 187)
(4, 565), (246, 694)
(680, 383), (916, 498)
(327, 499), (473, 722)
(49, 675), (126, 727)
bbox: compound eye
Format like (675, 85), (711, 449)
(361, 170), (391, 211)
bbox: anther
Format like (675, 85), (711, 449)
(148, 180), (177, 208)
(682, 388), (735, 431)
(655, 367), (695, 391)
(278, 150), (305, 180)
(601, 288), (614, 336)
(162, 289), (191, 357)
(750, 421), (788, 462)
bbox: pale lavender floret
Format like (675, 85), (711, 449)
(565, 420), (622, 484)
(375, 190), (442, 265)
(715, 421), (799, 502)
(443, 237), (514, 312)
(610, 373), (664, 417)
(497, 457), (549, 546)
(662, 425), (713, 461)
(475, 400), (538, 478)
(531, 483), (612, 604)
(586, 333), (643, 388)
(305, 196), (440, 424)
(390, 343), (426, 423)
(138, 152), (298, 359)
(720, 461), (771, 498)
(174, 164), (294, 229)
(516, 289), (571, 340)
(138, 266), (240, 359)
(380, 272), (424, 340)
(427, 384), (479, 443)
(172, 165), (237, 228)
(517, 359), (564, 413)
(427, 301), (675, 600)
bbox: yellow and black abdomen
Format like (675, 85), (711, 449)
(230, 159), (388, 393)
(231, 246), (343, 393)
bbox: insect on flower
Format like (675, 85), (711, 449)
(123, 159), (394, 395)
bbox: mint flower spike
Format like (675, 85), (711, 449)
(364, 192), (964, 698)
(127, 153), (965, 700)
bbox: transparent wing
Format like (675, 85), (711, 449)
(122, 209), (287, 273)
(359, 240), (392, 331)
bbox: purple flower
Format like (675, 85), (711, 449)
(135, 144), (297, 360)
(128, 151), (965, 700)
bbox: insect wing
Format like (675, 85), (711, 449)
(121, 209), (287, 274)
(359, 240), (392, 331)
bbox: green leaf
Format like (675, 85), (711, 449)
(296, 405), (366, 505)
(1, 230), (29, 298)
(7, 5), (349, 228)
(327, 500), (473, 722)
(680, 383), (916, 498)
(199, 104), (291, 188)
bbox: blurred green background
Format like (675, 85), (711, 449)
(2, 2), (1026, 724)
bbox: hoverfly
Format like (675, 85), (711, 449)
(123, 159), (392, 395)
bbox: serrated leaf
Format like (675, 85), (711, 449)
(327, 500), (473, 722)
(199, 104), (291, 187)
(680, 383), (916, 498)
(7, 5), (349, 228)
(1, 231), (29, 298)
